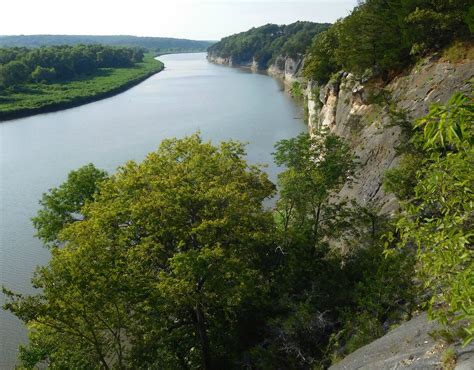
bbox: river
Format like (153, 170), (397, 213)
(0, 52), (305, 368)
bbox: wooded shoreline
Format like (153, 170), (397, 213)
(0, 56), (164, 122)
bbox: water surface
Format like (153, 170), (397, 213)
(0, 53), (305, 368)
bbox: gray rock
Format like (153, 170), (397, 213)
(330, 313), (474, 370)
(306, 57), (474, 215)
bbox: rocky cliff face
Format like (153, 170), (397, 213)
(208, 51), (473, 215)
(267, 55), (305, 87)
(329, 312), (474, 370)
(207, 53), (305, 87)
(307, 56), (473, 214)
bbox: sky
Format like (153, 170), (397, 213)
(1, 0), (357, 41)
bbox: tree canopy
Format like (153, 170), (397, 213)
(386, 90), (474, 345)
(4, 134), (277, 369)
(208, 21), (330, 68)
(3, 132), (417, 369)
(304, 0), (473, 83)
(0, 44), (145, 89)
(0, 35), (214, 53)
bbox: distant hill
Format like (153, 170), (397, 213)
(0, 35), (215, 52)
(207, 21), (330, 68)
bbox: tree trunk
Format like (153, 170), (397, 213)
(194, 306), (212, 370)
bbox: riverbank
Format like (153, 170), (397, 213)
(0, 54), (164, 122)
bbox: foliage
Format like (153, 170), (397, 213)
(304, 0), (472, 83)
(1, 128), (421, 368)
(244, 132), (416, 368)
(0, 44), (146, 89)
(3, 134), (277, 369)
(0, 35), (214, 53)
(32, 163), (108, 247)
(208, 21), (330, 68)
(0, 53), (163, 120)
(302, 22), (341, 84)
(389, 91), (474, 345)
(273, 131), (354, 241)
(415, 92), (474, 151)
(383, 153), (422, 201)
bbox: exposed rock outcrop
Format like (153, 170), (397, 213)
(329, 312), (474, 370)
(307, 56), (473, 214)
(208, 51), (473, 215)
(207, 53), (305, 88)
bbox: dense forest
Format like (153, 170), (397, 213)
(0, 45), (163, 120)
(0, 45), (145, 89)
(0, 35), (214, 53)
(303, 0), (473, 83)
(207, 21), (330, 67)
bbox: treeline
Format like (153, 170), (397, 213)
(304, 0), (473, 83)
(0, 35), (215, 52)
(207, 21), (330, 67)
(0, 44), (145, 88)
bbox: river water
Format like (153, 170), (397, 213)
(0, 52), (305, 368)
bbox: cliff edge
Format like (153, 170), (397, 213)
(307, 55), (473, 215)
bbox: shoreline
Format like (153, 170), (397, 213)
(0, 59), (164, 123)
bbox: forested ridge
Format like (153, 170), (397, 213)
(2, 0), (473, 368)
(207, 21), (330, 68)
(0, 35), (214, 53)
(303, 0), (472, 83)
(0, 45), (163, 120)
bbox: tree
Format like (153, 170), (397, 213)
(273, 131), (354, 243)
(32, 163), (108, 247)
(4, 134), (276, 369)
(0, 60), (29, 88)
(392, 91), (474, 345)
(31, 66), (56, 83)
(303, 23), (341, 84)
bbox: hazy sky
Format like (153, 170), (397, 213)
(2, 0), (357, 40)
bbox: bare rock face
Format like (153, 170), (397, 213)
(207, 54), (234, 66)
(329, 312), (474, 370)
(208, 53), (305, 88)
(267, 55), (305, 88)
(307, 57), (473, 215)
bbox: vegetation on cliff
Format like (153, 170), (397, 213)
(3, 132), (416, 369)
(207, 21), (330, 68)
(0, 46), (163, 120)
(304, 0), (473, 83)
(3, 89), (472, 368)
(385, 90), (474, 346)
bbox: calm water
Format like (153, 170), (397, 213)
(0, 52), (305, 368)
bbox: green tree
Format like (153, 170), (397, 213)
(273, 131), (354, 242)
(32, 163), (108, 247)
(303, 23), (341, 84)
(4, 134), (276, 369)
(391, 91), (474, 345)
(31, 66), (56, 83)
(0, 60), (29, 87)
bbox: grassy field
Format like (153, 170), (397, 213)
(0, 54), (164, 121)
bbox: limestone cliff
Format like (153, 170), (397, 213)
(207, 53), (305, 88)
(307, 56), (473, 214)
(208, 51), (473, 215)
